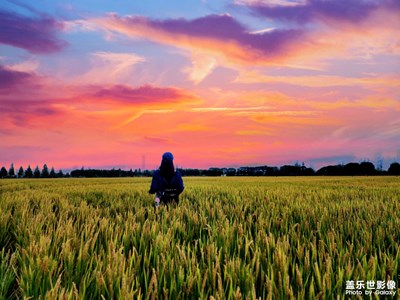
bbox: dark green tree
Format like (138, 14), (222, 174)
(18, 166), (24, 178)
(33, 166), (41, 178)
(8, 163), (15, 177)
(388, 162), (400, 175)
(25, 165), (33, 178)
(0, 166), (7, 178)
(41, 164), (49, 178)
(359, 161), (376, 175)
(50, 167), (56, 178)
(57, 169), (64, 178)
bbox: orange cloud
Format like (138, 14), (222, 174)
(234, 70), (400, 89)
(177, 123), (210, 132)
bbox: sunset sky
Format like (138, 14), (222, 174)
(1, 0), (399, 171)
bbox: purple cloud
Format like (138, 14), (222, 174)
(0, 66), (40, 90)
(142, 14), (247, 40)
(0, 99), (59, 115)
(159, 14), (303, 54)
(245, 0), (400, 24)
(0, 9), (67, 54)
(0, 66), (61, 125)
(89, 84), (197, 104)
(106, 14), (305, 60)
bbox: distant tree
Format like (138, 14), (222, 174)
(266, 167), (279, 176)
(57, 169), (64, 178)
(343, 163), (360, 176)
(50, 167), (56, 178)
(316, 165), (344, 176)
(177, 168), (201, 176)
(302, 166), (315, 176)
(280, 165), (301, 176)
(25, 165), (33, 178)
(70, 169), (79, 177)
(142, 170), (152, 177)
(226, 168), (237, 176)
(359, 161), (376, 175)
(0, 166), (7, 178)
(41, 164), (49, 178)
(8, 163), (15, 177)
(17, 166), (24, 178)
(33, 166), (41, 178)
(205, 168), (223, 176)
(388, 162), (400, 175)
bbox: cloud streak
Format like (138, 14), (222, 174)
(95, 13), (308, 65)
(73, 51), (146, 85)
(87, 84), (199, 106)
(0, 9), (66, 54)
(234, 70), (400, 89)
(243, 0), (400, 24)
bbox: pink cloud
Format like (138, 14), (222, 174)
(0, 66), (61, 127)
(0, 65), (200, 133)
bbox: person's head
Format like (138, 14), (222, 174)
(160, 152), (175, 178)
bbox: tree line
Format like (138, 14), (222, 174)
(1, 161), (400, 179)
(178, 161), (400, 176)
(0, 164), (64, 179)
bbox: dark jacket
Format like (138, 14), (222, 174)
(149, 170), (184, 203)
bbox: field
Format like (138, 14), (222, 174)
(0, 177), (399, 299)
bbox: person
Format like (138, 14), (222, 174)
(149, 152), (184, 206)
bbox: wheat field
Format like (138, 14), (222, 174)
(0, 177), (399, 299)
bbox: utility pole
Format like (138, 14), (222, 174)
(142, 155), (146, 171)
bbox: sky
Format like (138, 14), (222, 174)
(0, 0), (399, 171)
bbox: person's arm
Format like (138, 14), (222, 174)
(149, 171), (159, 194)
(176, 172), (184, 194)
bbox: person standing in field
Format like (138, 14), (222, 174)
(149, 152), (184, 206)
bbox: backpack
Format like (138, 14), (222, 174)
(159, 173), (178, 202)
